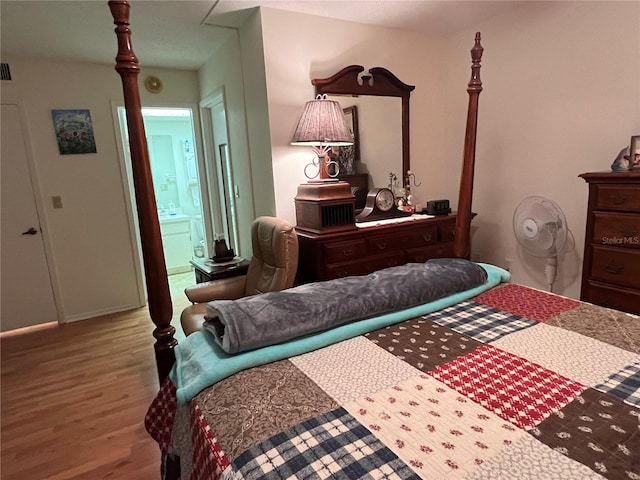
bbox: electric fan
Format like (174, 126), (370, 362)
(513, 196), (568, 292)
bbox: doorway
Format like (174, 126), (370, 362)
(115, 106), (208, 289)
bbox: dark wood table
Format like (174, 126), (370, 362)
(190, 257), (250, 283)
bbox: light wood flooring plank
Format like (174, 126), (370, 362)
(1, 294), (190, 480)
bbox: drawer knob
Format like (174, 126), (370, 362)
(605, 261), (623, 275)
(376, 242), (387, 250)
(620, 226), (636, 237)
(342, 248), (353, 257)
(422, 234), (432, 242)
(612, 194), (627, 205)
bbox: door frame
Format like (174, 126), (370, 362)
(1, 97), (63, 323)
(111, 101), (213, 299)
(199, 88), (239, 254)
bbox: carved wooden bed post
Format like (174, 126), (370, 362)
(454, 32), (483, 259)
(109, 0), (176, 383)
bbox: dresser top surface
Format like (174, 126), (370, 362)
(579, 171), (640, 183)
(296, 214), (456, 240)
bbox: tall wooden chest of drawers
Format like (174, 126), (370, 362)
(296, 215), (457, 283)
(579, 171), (640, 314)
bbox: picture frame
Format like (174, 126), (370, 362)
(51, 109), (97, 155)
(630, 135), (640, 170)
(328, 105), (360, 175)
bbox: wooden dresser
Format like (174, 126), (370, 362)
(296, 215), (457, 283)
(579, 171), (640, 315)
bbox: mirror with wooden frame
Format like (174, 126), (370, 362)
(313, 66), (414, 196)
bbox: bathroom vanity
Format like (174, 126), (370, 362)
(159, 214), (192, 274)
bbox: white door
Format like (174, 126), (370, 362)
(1, 103), (57, 331)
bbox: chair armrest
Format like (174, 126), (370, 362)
(184, 275), (247, 303)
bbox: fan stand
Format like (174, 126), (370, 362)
(544, 256), (558, 292)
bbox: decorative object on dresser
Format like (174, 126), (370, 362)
(294, 181), (356, 234)
(611, 135), (640, 172)
(290, 94), (353, 180)
(355, 187), (412, 222)
(290, 94), (356, 234)
(630, 135), (640, 170)
(425, 198), (451, 215)
(326, 105), (359, 175)
(579, 171), (640, 314)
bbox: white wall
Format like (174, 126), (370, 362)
(1, 56), (199, 321)
(444, 1), (640, 298)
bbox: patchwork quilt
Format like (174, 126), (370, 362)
(145, 283), (640, 480)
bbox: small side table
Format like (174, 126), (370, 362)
(190, 257), (250, 284)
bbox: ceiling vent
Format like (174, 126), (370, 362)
(1, 63), (12, 81)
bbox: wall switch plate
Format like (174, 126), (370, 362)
(52, 195), (63, 209)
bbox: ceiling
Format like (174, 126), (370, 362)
(0, 1), (522, 70)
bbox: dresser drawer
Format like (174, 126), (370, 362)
(592, 212), (640, 249)
(325, 261), (368, 279)
(366, 233), (408, 254)
(366, 226), (438, 255)
(582, 280), (640, 315)
(410, 226), (439, 246)
(363, 252), (405, 273)
(594, 185), (640, 212)
(590, 245), (640, 289)
(438, 220), (456, 242)
(406, 242), (455, 263)
(325, 252), (404, 279)
(324, 240), (366, 264)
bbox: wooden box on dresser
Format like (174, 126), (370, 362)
(579, 171), (640, 315)
(296, 215), (457, 283)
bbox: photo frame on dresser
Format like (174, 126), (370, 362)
(630, 135), (640, 170)
(328, 106), (359, 175)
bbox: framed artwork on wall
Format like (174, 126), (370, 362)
(51, 109), (97, 155)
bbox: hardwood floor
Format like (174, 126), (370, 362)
(1, 290), (190, 479)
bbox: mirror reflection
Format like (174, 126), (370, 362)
(328, 95), (402, 191)
(313, 65), (414, 211)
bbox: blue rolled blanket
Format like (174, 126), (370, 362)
(203, 258), (488, 354)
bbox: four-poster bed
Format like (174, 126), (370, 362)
(109, 3), (639, 480)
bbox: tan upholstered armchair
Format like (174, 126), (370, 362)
(180, 216), (299, 336)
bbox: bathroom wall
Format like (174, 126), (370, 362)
(143, 114), (207, 255)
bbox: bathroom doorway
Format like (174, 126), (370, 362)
(115, 106), (209, 291)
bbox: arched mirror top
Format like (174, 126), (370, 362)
(312, 65), (415, 178)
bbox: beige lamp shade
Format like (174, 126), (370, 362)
(291, 95), (353, 146)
